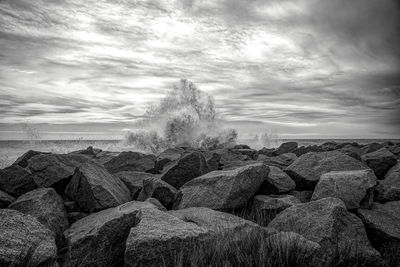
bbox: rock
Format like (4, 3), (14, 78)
(124, 207), (210, 267)
(175, 163), (269, 210)
(292, 145), (323, 156)
(64, 201), (77, 212)
(387, 143), (400, 156)
(285, 151), (368, 190)
(67, 211), (88, 224)
(221, 160), (259, 170)
(155, 147), (185, 171)
(257, 153), (297, 169)
(362, 148), (397, 179)
(65, 161), (131, 213)
(268, 197), (382, 266)
(114, 171), (156, 200)
(288, 190), (313, 203)
(137, 176), (178, 209)
(0, 209), (57, 266)
(312, 169), (377, 209)
(252, 195), (300, 225)
(233, 144), (251, 149)
(276, 142), (298, 155)
(258, 147), (277, 157)
(231, 148), (259, 159)
(0, 189), (15, 208)
(202, 151), (221, 171)
(257, 166), (296, 194)
(359, 143), (384, 155)
(13, 150), (48, 168)
(69, 146), (102, 157)
(145, 197), (167, 211)
(217, 148), (249, 164)
(94, 150), (120, 165)
(338, 144), (362, 160)
(104, 151), (156, 174)
(358, 201), (400, 265)
(376, 162), (400, 203)
(0, 164), (36, 196)
(161, 151), (209, 189)
(9, 188), (69, 242)
(63, 201), (156, 267)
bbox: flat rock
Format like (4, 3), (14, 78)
(0, 164), (36, 196)
(137, 176), (178, 209)
(0, 189), (15, 208)
(312, 169), (377, 209)
(104, 151), (156, 174)
(252, 195), (300, 225)
(268, 197), (382, 266)
(362, 148), (397, 179)
(161, 151), (209, 189)
(114, 171), (156, 199)
(376, 162), (400, 203)
(175, 163), (269, 210)
(285, 151), (368, 190)
(0, 209), (57, 267)
(63, 201), (156, 267)
(257, 165), (296, 194)
(65, 161), (131, 213)
(9, 188), (69, 243)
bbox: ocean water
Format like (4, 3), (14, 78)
(0, 139), (398, 169)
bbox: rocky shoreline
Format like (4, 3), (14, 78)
(0, 141), (399, 266)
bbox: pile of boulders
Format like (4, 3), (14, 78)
(0, 141), (399, 266)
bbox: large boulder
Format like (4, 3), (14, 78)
(358, 201), (400, 265)
(161, 151), (209, 189)
(9, 188), (68, 243)
(114, 171), (156, 200)
(257, 153), (297, 169)
(376, 162), (400, 203)
(202, 151), (221, 171)
(0, 189), (15, 208)
(104, 151), (156, 174)
(362, 148), (397, 179)
(63, 201), (156, 267)
(285, 151), (368, 190)
(0, 164), (36, 196)
(275, 142), (298, 155)
(268, 197), (382, 266)
(0, 209), (57, 266)
(359, 143), (384, 155)
(216, 148), (249, 165)
(155, 147), (185, 171)
(230, 148), (259, 159)
(289, 190), (313, 203)
(137, 176), (178, 209)
(257, 165), (296, 194)
(13, 150), (48, 168)
(338, 144), (362, 160)
(312, 169), (377, 209)
(292, 145), (323, 156)
(65, 161), (131, 213)
(175, 163), (269, 210)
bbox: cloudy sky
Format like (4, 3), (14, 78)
(0, 0), (399, 140)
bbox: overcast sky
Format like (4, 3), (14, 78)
(0, 0), (399, 140)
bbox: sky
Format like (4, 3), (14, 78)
(0, 0), (399, 140)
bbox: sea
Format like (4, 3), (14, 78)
(1, 139), (399, 169)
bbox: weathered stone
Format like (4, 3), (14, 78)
(268, 197), (382, 266)
(221, 160), (259, 170)
(338, 145), (362, 160)
(203, 151), (221, 171)
(288, 190), (313, 203)
(104, 151), (156, 174)
(285, 151), (368, 190)
(13, 150), (48, 168)
(217, 148), (249, 164)
(69, 146), (102, 157)
(257, 166), (296, 194)
(231, 148), (259, 159)
(233, 144), (251, 149)
(175, 163), (269, 210)
(0, 164), (36, 196)
(276, 142), (298, 155)
(376, 162), (400, 203)
(362, 148), (397, 179)
(65, 161), (131, 213)
(161, 151), (209, 189)
(0, 189), (15, 208)
(252, 195), (300, 225)
(67, 211), (88, 225)
(63, 201), (156, 267)
(312, 169), (377, 209)
(292, 145), (323, 157)
(359, 143), (384, 155)
(137, 176), (178, 209)
(257, 153), (297, 169)
(145, 197), (167, 211)
(0, 209), (57, 267)
(155, 147), (185, 171)
(9, 188), (68, 242)
(114, 171), (156, 199)
(94, 150), (120, 165)
(258, 147), (277, 157)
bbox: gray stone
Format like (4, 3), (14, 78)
(0, 164), (36, 196)
(257, 153), (297, 169)
(252, 195), (300, 225)
(114, 171), (156, 199)
(13, 150), (48, 168)
(155, 147), (185, 171)
(257, 166), (296, 194)
(362, 148), (397, 179)
(137, 176), (178, 209)
(67, 211), (88, 225)
(0, 189), (15, 208)
(376, 162), (400, 203)
(289, 190), (314, 203)
(276, 142), (298, 155)
(104, 151), (156, 174)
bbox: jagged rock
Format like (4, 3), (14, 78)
(231, 148), (259, 159)
(67, 211), (88, 225)
(216, 148), (249, 164)
(268, 197), (382, 266)
(376, 162), (400, 203)
(257, 166), (296, 194)
(155, 147), (185, 171)
(64, 201), (77, 212)
(137, 176), (178, 209)
(358, 201), (400, 264)
(65, 161), (131, 213)
(338, 144), (362, 160)
(288, 190), (313, 203)
(0, 209), (57, 266)
(258, 147), (277, 157)
(292, 145), (323, 156)
(94, 150), (120, 165)
(145, 197), (167, 211)
(359, 143), (384, 155)
(221, 160), (259, 170)
(202, 151), (221, 171)
(387, 143), (400, 156)
(9, 188), (68, 242)
(312, 169), (377, 209)
(104, 151), (156, 174)
(13, 150), (48, 168)
(0, 189), (15, 208)
(233, 144), (251, 149)
(0, 164), (36, 196)
(63, 201), (156, 267)
(69, 146), (102, 157)
(161, 151), (209, 189)
(252, 195), (300, 225)
(285, 151), (368, 190)
(276, 142), (298, 155)
(114, 171), (156, 200)
(257, 153), (297, 169)
(175, 163), (269, 210)
(362, 148), (397, 179)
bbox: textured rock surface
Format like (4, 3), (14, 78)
(0, 164), (36, 196)
(376, 162), (400, 203)
(63, 201), (156, 267)
(0, 189), (15, 208)
(362, 148), (397, 179)
(0, 209), (57, 267)
(203, 151), (221, 171)
(104, 151), (156, 174)
(114, 171), (156, 200)
(65, 161), (131, 213)
(288, 190), (313, 203)
(252, 195), (300, 225)
(312, 169), (377, 209)
(285, 151), (368, 189)
(175, 163), (269, 210)
(257, 153), (297, 169)
(137, 176), (178, 209)
(257, 166), (296, 194)
(9, 188), (69, 242)
(13, 150), (48, 168)
(155, 147), (185, 171)
(161, 151), (209, 188)
(268, 197), (382, 266)
(275, 142), (298, 155)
